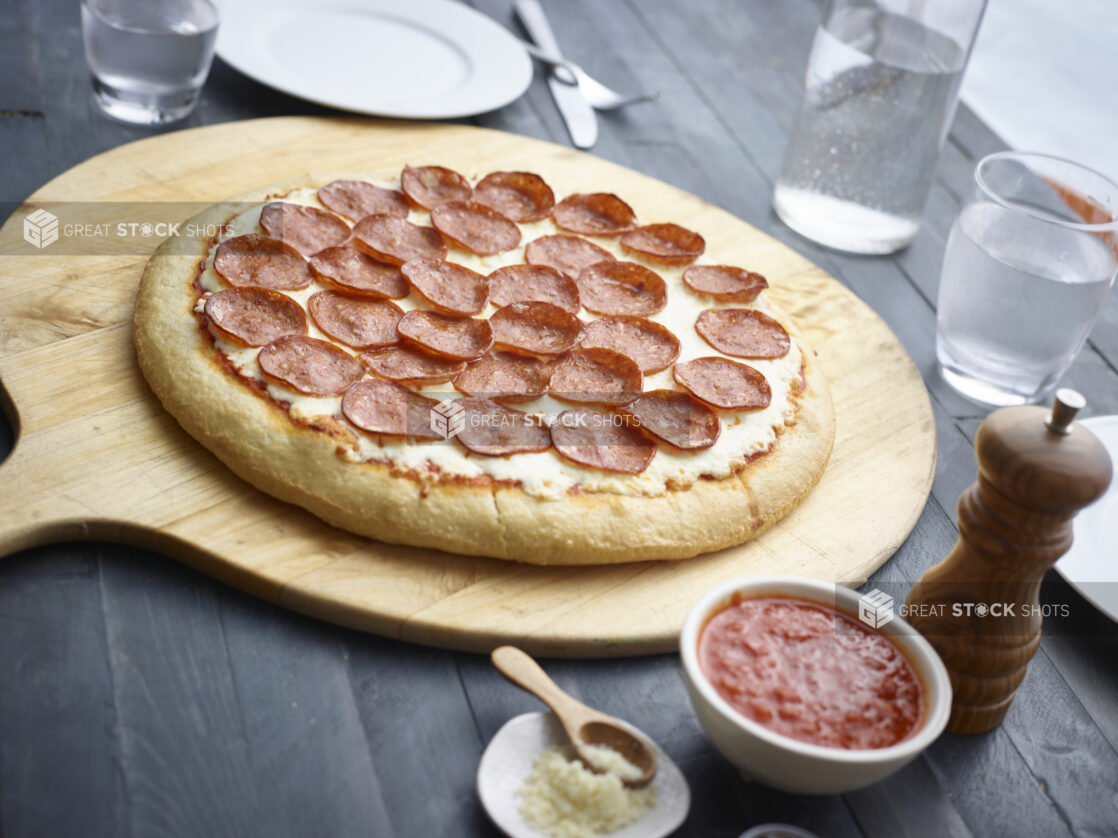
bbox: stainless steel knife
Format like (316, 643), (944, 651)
(514, 0), (598, 150)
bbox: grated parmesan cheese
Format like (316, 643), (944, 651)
(516, 746), (656, 838)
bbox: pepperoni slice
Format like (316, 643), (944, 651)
(351, 215), (447, 266)
(488, 264), (580, 314)
(525, 235), (615, 279)
(579, 315), (680, 374)
(431, 200), (521, 255)
(401, 257), (488, 316)
(550, 348), (642, 406)
(318, 179), (410, 221)
(309, 246), (409, 299)
(695, 308), (791, 360)
(682, 265), (768, 303)
(360, 345), (466, 386)
(473, 171), (555, 222)
(620, 223), (705, 265)
(307, 290), (402, 349)
(213, 234), (314, 291)
(397, 310), (493, 361)
(400, 165), (472, 209)
(453, 352), (552, 404)
(258, 202), (350, 257)
(453, 398), (552, 457)
(551, 409), (656, 475)
(257, 335), (364, 396)
(204, 287), (307, 347)
(341, 378), (442, 439)
(576, 261), (667, 316)
(673, 357), (771, 410)
(617, 390), (721, 451)
(489, 301), (582, 356)
(552, 193), (636, 236)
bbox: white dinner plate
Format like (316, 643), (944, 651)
(1055, 415), (1118, 624)
(215, 0), (532, 118)
(477, 712), (690, 838)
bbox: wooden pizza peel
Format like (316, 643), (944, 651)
(0, 117), (936, 656)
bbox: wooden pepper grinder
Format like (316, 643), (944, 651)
(905, 389), (1112, 734)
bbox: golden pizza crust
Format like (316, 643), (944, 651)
(134, 177), (835, 565)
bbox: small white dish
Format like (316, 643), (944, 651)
(680, 576), (952, 795)
(477, 712), (690, 838)
(215, 0), (532, 118)
(1056, 415), (1118, 624)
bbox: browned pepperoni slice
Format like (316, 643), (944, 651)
(258, 335), (364, 396)
(401, 257), (488, 316)
(550, 348), (642, 406)
(673, 357), (771, 410)
(258, 202), (350, 256)
(617, 390), (721, 451)
(552, 193), (636, 236)
(682, 265), (768, 303)
(318, 180), (409, 221)
(341, 378), (441, 439)
(620, 223), (705, 265)
(489, 301), (582, 356)
(213, 234), (314, 291)
(204, 287), (307, 347)
(579, 315), (680, 374)
(473, 171), (555, 222)
(453, 398), (552, 457)
(551, 409), (656, 475)
(453, 352), (552, 403)
(307, 290), (402, 349)
(695, 308), (791, 359)
(396, 310), (493, 361)
(488, 264), (580, 314)
(360, 345), (466, 386)
(525, 235), (615, 279)
(576, 261), (667, 316)
(400, 165), (472, 209)
(310, 246), (409, 299)
(431, 200), (521, 255)
(351, 215), (447, 266)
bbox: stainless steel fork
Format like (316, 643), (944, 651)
(520, 41), (659, 111)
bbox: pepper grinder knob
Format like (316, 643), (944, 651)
(1045, 388), (1086, 435)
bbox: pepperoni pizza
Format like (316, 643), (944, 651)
(134, 167), (835, 564)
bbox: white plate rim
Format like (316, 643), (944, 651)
(1054, 415), (1118, 624)
(214, 0), (532, 119)
(477, 711), (691, 838)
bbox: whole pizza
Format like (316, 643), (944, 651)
(134, 166), (835, 565)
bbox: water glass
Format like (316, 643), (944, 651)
(81, 0), (219, 125)
(936, 152), (1118, 406)
(773, 0), (987, 254)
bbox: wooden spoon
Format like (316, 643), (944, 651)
(490, 645), (657, 788)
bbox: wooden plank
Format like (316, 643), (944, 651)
(0, 545), (122, 838)
(215, 595), (396, 837)
(344, 640), (486, 836)
(0, 0), (42, 115)
(97, 545), (261, 837)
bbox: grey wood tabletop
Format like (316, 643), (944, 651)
(2, 0), (1117, 836)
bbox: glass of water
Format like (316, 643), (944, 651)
(81, 0), (219, 125)
(936, 152), (1118, 406)
(773, 0), (987, 254)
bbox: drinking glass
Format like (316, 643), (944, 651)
(773, 0), (987, 254)
(936, 152), (1118, 406)
(81, 0), (219, 125)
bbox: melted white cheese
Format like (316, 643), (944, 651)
(195, 181), (803, 499)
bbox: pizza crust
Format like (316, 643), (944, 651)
(134, 177), (835, 565)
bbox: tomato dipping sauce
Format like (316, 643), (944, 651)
(698, 594), (925, 750)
